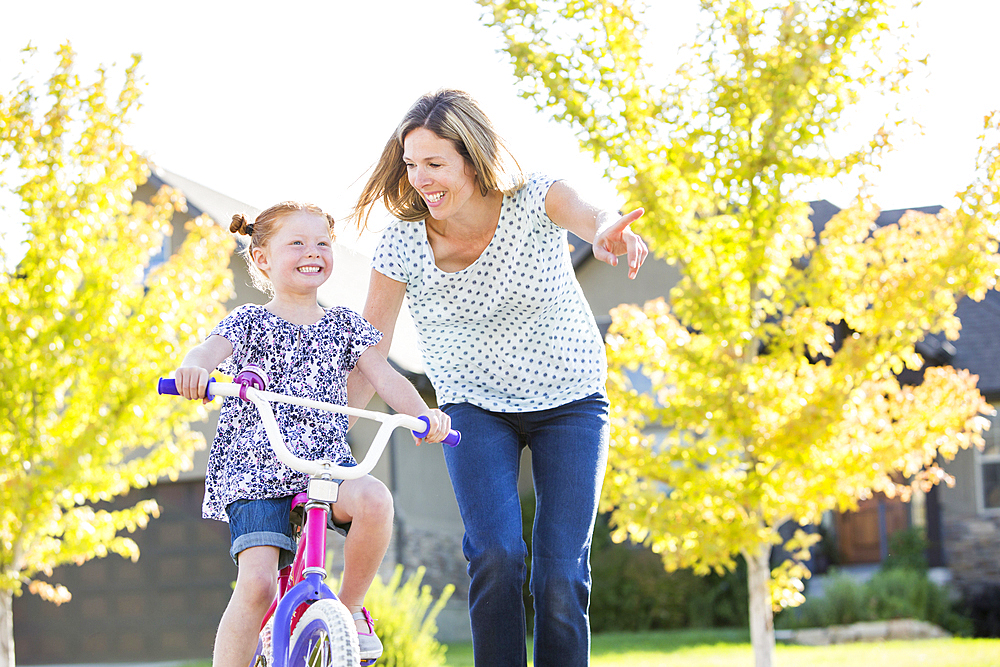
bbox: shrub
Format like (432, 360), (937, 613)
(777, 567), (971, 635)
(965, 583), (1000, 638)
(881, 526), (930, 573)
(341, 565), (454, 667)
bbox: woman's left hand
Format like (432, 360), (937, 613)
(593, 208), (648, 280)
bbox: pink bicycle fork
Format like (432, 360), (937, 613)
(266, 499), (339, 664)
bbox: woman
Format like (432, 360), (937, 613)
(349, 89), (647, 666)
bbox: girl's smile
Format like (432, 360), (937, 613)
(252, 211), (333, 296)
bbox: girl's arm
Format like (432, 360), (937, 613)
(346, 269), (407, 413)
(354, 346), (451, 444)
(544, 180), (648, 280)
(173, 334), (234, 401)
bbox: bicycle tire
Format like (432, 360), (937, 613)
(287, 599), (359, 667)
(250, 616), (275, 666)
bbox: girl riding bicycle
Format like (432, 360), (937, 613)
(172, 201), (451, 667)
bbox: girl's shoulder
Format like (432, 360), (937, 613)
(222, 303), (273, 326)
(318, 305), (367, 329)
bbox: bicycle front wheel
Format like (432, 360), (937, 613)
(250, 616), (274, 666)
(287, 599), (359, 667)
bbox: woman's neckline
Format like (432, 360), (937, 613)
(423, 191), (506, 274)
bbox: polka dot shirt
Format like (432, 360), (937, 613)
(372, 174), (606, 413)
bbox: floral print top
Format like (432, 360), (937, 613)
(202, 304), (381, 522)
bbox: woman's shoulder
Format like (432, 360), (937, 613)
(504, 173), (561, 224)
(508, 173), (559, 204)
(383, 216), (425, 236)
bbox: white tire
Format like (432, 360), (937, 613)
(287, 599), (359, 667)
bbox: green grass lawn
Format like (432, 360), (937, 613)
(442, 629), (1000, 667)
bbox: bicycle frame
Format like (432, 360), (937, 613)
(267, 492), (335, 666)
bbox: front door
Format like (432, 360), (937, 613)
(835, 493), (910, 564)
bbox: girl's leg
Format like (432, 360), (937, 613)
(441, 403), (528, 667)
(213, 545), (279, 667)
(528, 393), (610, 667)
(330, 475), (394, 624)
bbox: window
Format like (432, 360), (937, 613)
(977, 403), (1000, 514)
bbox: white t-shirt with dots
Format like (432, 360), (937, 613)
(372, 174), (606, 412)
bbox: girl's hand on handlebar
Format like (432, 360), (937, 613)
(415, 409), (451, 445)
(173, 367), (213, 403)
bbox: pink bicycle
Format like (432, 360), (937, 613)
(158, 368), (459, 667)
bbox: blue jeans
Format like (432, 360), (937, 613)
(442, 392), (610, 667)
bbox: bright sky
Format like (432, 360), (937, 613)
(2, 0), (998, 259)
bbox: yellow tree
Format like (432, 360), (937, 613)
(0, 45), (234, 665)
(478, 1), (999, 665)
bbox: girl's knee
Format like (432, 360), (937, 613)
(237, 574), (276, 610)
(235, 552), (278, 608)
(351, 477), (394, 523)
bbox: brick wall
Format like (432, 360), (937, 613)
(943, 513), (1000, 595)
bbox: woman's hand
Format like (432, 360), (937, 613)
(592, 208), (648, 280)
(415, 408), (452, 445)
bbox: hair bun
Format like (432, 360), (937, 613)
(230, 213), (253, 236)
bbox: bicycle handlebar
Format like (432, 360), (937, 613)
(157, 377), (460, 480)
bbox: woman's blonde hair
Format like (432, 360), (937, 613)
(353, 89), (525, 230)
(231, 201), (336, 296)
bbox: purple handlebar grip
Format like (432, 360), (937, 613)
(413, 415), (461, 447)
(157, 377), (215, 401)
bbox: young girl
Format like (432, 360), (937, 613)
(173, 201), (451, 667)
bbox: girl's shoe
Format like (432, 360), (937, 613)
(353, 607), (383, 662)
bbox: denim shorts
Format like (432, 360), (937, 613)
(227, 496), (298, 570)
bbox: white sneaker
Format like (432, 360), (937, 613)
(353, 607), (383, 662)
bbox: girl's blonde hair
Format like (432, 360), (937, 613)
(231, 201), (336, 296)
(353, 89), (525, 230)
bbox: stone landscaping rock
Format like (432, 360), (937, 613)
(777, 619), (951, 645)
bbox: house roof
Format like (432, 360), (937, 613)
(149, 167), (426, 375)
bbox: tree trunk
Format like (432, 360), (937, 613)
(745, 544), (776, 667)
(0, 589), (14, 667)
